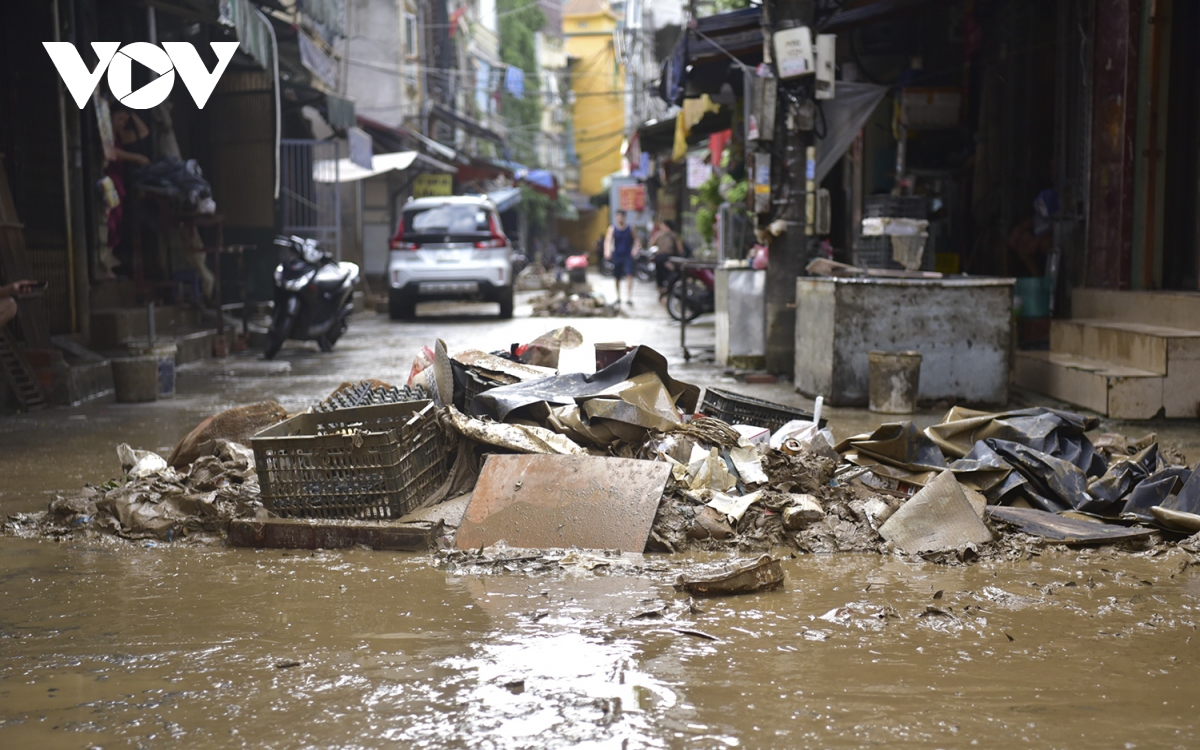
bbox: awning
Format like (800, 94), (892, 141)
(313, 151), (457, 183)
(488, 187), (523, 213)
(515, 168), (558, 199)
(819, 0), (952, 32)
(430, 102), (505, 145)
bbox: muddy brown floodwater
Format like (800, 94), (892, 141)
(4, 287), (1200, 747)
(1, 539), (1198, 748)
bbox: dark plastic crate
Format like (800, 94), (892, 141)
(699, 387), (824, 433)
(863, 195), (928, 220)
(251, 401), (452, 520)
(853, 235), (934, 271)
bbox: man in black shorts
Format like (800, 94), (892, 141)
(603, 210), (640, 306)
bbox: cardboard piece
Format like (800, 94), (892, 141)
(455, 454), (670, 552)
(878, 470), (994, 553)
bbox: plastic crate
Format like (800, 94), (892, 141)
(863, 195), (928, 220)
(313, 381), (427, 412)
(853, 235), (935, 271)
(251, 401), (452, 519)
(699, 388), (824, 433)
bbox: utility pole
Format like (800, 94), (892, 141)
(764, 0), (815, 376)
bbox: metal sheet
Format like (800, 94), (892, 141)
(455, 455), (671, 552)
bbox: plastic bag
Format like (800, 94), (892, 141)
(407, 346), (435, 388)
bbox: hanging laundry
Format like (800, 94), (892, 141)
(504, 66), (525, 100)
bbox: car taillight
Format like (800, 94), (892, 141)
(389, 217), (419, 250)
(475, 212), (506, 249)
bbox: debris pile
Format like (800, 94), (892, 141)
(7, 440), (264, 543)
(530, 290), (621, 317)
(10, 331), (1200, 571)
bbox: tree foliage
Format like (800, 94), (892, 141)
(497, 0), (546, 165)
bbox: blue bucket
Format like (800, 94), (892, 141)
(1014, 277), (1052, 319)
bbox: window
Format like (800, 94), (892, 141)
(403, 205), (495, 238)
(404, 13), (417, 58)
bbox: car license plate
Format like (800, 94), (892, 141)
(435, 249), (461, 263)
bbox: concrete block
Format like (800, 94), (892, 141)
(795, 277), (1012, 406)
(1072, 288), (1200, 331)
(1013, 351), (1107, 414)
(1107, 374), (1164, 420)
(1163, 358), (1200, 418)
(1050, 319), (1168, 374)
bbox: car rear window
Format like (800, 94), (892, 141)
(403, 204), (492, 238)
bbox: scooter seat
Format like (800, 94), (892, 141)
(314, 262), (354, 292)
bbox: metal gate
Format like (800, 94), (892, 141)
(280, 139), (342, 258)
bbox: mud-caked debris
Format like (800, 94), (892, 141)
(763, 450), (836, 494)
(6, 440), (264, 544)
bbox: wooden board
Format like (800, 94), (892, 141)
(227, 518), (440, 551)
(455, 454), (670, 553)
(986, 506), (1153, 545)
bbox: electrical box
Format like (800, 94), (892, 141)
(815, 34), (836, 100)
(773, 26), (814, 79)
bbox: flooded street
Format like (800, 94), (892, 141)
(3, 284), (1200, 747)
(3, 541), (1198, 747)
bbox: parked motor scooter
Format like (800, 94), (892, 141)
(634, 245), (656, 282)
(264, 235), (360, 360)
(665, 264), (715, 322)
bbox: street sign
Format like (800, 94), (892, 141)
(412, 173), (452, 198)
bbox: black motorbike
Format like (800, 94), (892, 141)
(264, 235), (360, 360)
(634, 245), (656, 282)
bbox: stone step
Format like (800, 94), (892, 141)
(1013, 350), (1163, 420)
(1072, 288), (1200, 331)
(1050, 319), (1200, 375)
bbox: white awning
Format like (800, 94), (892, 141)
(313, 151), (418, 183)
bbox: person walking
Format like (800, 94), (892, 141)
(603, 209), (640, 306)
(649, 216), (680, 302)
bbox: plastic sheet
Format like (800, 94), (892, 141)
(472, 346), (700, 447)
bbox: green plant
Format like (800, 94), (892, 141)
(497, 0), (546, 165)
(692, 170), (749, 245)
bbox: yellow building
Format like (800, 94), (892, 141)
(563, 0), (625, 254)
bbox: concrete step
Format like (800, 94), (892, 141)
(1073, 288), (1200, 331)
(1013, 350), (1163, 420)
(1050, 319), (1200, 375)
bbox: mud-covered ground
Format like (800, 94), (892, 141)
(4, 276), (1200, 747)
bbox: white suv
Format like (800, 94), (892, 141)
(387, 195), (514, 319)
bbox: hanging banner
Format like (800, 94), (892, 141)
(617, 184), (646, 212)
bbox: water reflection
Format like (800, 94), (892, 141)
(0, 540), (1198, 748)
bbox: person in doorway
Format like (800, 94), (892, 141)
(603, 209), (640, 306)
(0, 280), (39, 330)
(649, 216), (680, 303)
